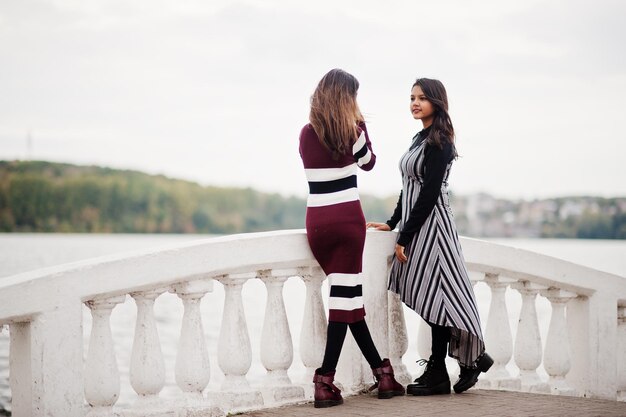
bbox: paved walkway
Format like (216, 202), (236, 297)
(241, 390), (626, 417)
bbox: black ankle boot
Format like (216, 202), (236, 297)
(453, 352), (493, 394)
(407, 357), (450, 396)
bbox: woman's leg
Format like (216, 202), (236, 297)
(407, 322), (451, 395)
(348, 319), (383, 368)
(349, 319), (405, 399)
(429, 322), (451, 363)
(320, 321), (349, 373)
(315, 321), (347, 408)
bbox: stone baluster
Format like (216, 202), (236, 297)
(617, 306), (626, 401)
(298, 266), (327, 398)
(511, 281), (550, 393)
(541, 288), (578, 396)
(457, 270), (484, 380)
(211, 273), (263, 410)
(416, 316), (432, 361)
(258, 269), (304, 403)
(128, 288), (170, 413)
(388, 291), (411, 385)
(483, 273), (520, 390)
(84, 295), (126, 416)
(170, 279), (222, 416)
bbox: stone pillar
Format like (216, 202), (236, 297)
(298, 266), (327, 399)
(211, 273), (263, 410)
(128, 288), (171, 415)
(483, 273), (520, 390)
(171, 279), (223, 416)
(9, 303), (84, 417)
(258, 269), (304, 403)
(617, 306), (626, 401)
(388, 291), (411, 385)
(511, 281), (549, 393)
(416, 317), (431, 361)
(541, 288), (578, 396)
(84, 295), (126, 416)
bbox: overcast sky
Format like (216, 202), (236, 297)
(1, 0), (625, 200)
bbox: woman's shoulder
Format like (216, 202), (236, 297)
(299, 123), (318, 142)
(300, 123), (315, 134)
(425, 137), (454, 159)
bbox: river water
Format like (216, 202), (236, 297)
(0, 234), (624, 410)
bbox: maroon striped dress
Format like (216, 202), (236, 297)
(299, 122), (376, 323)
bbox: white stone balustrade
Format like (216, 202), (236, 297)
(388, 291), (411, 385)
(483, 273), (520, 390)
(511, 281), (549, 393)
(541, 288), (578, 396)
(84, 295), (126, 415)
(170, 279), (222, 416)
(0, 230), (625, 416)
(128, 288), (171, 414)
(258, 268), (305, 403)
(9, 304), (83, 417)
(416, 317), (432, 361)
(298, 266), (327, 396)
(212, 273), (263, 410)
(617, 306), (626, 401)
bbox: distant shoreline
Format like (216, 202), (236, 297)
(1, 160), (625, 239)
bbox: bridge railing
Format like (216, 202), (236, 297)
(0, 230), (624, 416)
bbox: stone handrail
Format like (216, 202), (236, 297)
(0, 230), (624, 416)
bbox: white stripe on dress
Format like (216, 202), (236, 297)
(327, 273), (361, 287)
(307, 188), (359, 207)
(305, 164), (357, 182)
(329, 295), (364, 311)
(352, 131), (366, 153)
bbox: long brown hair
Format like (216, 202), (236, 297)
(413, 78), (457, 158)
(310, 69), (364, 159)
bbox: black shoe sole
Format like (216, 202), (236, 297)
(407, 380), (451, 396)
(314, 398), (344, 408)
(378, 390), (406, 399)
(453, 376), (478, 393)
(453, 353), (494, 394)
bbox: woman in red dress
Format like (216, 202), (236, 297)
(299, 68), (404, 408)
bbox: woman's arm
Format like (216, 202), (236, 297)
(396, 142), (453, 247)
(385, 191), (403, 230)
(366, 191), (402, 231)
(353, 121), (376, 171)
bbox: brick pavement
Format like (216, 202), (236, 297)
(240, 390), (626, 417)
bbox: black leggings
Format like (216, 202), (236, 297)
(428, 321), (451, 363)
(320, 319), (383, 373)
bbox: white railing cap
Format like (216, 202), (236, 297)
(1, 231), (625, 322)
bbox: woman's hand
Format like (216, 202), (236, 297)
(395, 244), (408, 263)
(366, 222), (391, 231)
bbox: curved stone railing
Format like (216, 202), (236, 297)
(0, 230), (625, 416)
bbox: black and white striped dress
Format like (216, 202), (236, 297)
(388, 131), (485, 367)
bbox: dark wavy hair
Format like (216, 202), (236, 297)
(310, 69), (364, 159)
(413, 78), (458, 158)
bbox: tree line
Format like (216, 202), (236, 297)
(1, 160), (624, 238)
(0, 160), (394, 234)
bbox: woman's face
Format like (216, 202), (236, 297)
(410, 85), (434, 124)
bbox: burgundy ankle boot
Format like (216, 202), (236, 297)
(371, 358), (406, 399)
(313, 368), (343, 408)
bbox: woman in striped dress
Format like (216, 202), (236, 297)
(367, 78), (492, 396)
(299, 69), (404, 408)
